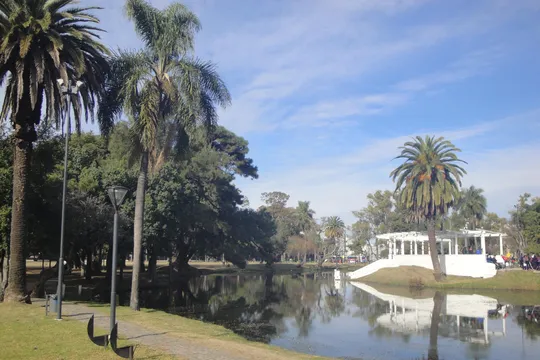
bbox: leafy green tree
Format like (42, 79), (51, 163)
(100, 0), (230, 310)
(0, 0), (110, 302)
(390, 136), (466, 281)
(295, 201), (316, 262)
(509, 194), (540, 254)
(351, 190), (417, 259)
(259, 191), (300, 263)
(457, 185), (487, 229)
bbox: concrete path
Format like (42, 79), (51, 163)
(33, 299), (250, 360)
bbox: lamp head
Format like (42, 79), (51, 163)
(56, 79), (64, 86)
(75, 80), (84, 88)
(107, 186), (129, 211)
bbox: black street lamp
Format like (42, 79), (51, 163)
(107, 186), (129, 333)
(56, 79), (83, 320)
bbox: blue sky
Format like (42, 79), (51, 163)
(20, 0), (540, 224)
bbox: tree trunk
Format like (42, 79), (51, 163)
(428, 291), (444, 360)
(0, 249), (8, 301)
(85, 249), (92, 281)
(427, 219), (444, 282)
(4, 137), (31, 303)
(131, 151), (149, 311)
(148, 248), (157, 283)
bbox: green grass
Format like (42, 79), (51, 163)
(0, 302), (178, 360)
(359, 266), (540, 291)
(87, 303), (330, 360)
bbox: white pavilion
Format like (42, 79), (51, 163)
(379, 229), (506, 258)
(347, 229), (507, 279)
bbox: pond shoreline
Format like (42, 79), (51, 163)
(351, 266), (540, 292)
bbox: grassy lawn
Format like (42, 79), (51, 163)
(88, 303), (330, 360)
(359, 266), (540, 291)
(0, 302), (178, 360)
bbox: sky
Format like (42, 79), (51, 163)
(7, 0), (540, 225)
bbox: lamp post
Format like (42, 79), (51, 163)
(56, 79), (83, 320)
(107, 186), (129, 333)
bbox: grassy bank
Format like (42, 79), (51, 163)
(88, 303), (329, 360)
(0, 302), (176, 360)
(189, 261), (365, 275)
(358, 266), (540, 291)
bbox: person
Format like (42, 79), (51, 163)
(523, 254), (530, 270)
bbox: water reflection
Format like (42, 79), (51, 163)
(131, 274), (540, 359)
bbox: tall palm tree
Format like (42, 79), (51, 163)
(390, 136), (466, 281)
(100, 0), (230, 310)
(0, 0), (109, 302)
(457, 185), (487, 230)
(324, 216), (346, 259)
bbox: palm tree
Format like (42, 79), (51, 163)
(100, 0), (230, 310)
(0, 0), (109, 302)
(324, 216), (345, 240)
(324, 216), (346, 260)
(390, 136), (466, 281)
(457, 185), (487, 230)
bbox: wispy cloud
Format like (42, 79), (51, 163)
(236, 110), (540, 224)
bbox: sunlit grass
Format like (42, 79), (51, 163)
(0, 302), (178, 360)
(88, 303), (330, 360)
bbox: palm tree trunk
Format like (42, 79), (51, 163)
(428, 291), (444, 360)
(427, 219), (444, 282)
(130, 151), (149, 311)
(4, 137), (31, 303)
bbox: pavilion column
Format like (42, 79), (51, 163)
(455, 235), (459, 255)
(401, 240), (404, 256)
(393, 239), (397, 257)
(388, 240), (392, 259)
(414, 240), (418, 255)
(422, 241), (425, 255)
(481, 233), (486, 255)
(499, 234), (503, 255)
(439, 239), (443, 254)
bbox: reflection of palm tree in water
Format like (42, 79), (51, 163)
(428, 291), (444, 360)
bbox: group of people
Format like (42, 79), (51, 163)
(520, 254), (540, 270)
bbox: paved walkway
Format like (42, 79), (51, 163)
(33, 299), (248, 360)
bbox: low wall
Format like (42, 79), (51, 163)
(349, 254), (497, 280)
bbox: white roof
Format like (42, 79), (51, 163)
(376, 229), (506, 241)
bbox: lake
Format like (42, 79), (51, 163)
(135, 272), (540, 360)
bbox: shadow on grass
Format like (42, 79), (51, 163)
(126, 332), (169, 340)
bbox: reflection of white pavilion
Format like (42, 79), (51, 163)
(348, 229), (506, 279)
(352, 282), (508, 344)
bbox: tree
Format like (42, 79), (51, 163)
(324, 216), (345, 241)
(100, 0), (230, 310)
(457, 186), (487, 229)
(315, 216), (345, 267)
(296, 201), (316, 262)
(390, 136), (466, 281)
(508, 194), (540, 255)
(259, 192), (299, 263)
(0, 1), (110, 302)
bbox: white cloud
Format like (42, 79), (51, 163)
(194, 0), (533, 134)
(236, 110), (540, 225)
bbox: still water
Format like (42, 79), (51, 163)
(136, 273), (540, 360)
